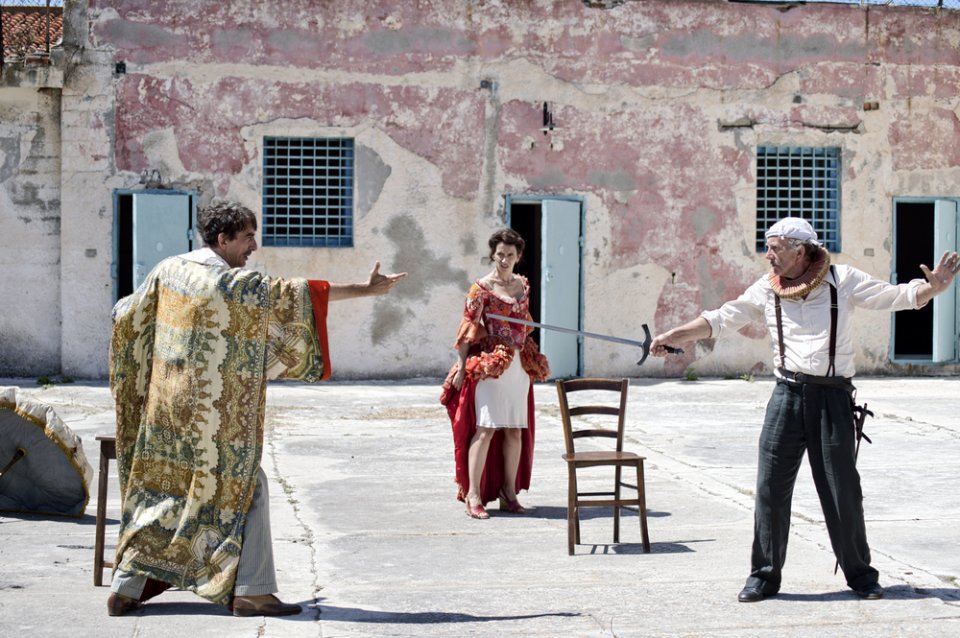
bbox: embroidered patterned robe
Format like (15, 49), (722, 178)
(109, 256), (330, 605)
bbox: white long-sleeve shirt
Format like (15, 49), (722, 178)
(700, 265), (927, 377)
(180, 246), (230, 268)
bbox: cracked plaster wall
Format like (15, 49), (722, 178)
(0, 88), (62, 375)
(35, 0), (960, 377)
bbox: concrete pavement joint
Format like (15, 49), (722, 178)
(588, 612), (618, 637)
(883, 416), (960, 438)
(264, 427), (324, 625)
(621, 438), (756, 510)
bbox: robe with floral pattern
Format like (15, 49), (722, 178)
(109, 255), (329, 605)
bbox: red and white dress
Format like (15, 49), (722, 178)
(440, 278), (550, 505)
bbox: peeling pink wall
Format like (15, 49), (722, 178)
(114, 75), (486, 198)
(83, 0), (960, 376)
(890, 108), (960, 170)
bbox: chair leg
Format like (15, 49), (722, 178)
(567, 464), (578, 555)
(574, 494), (582, 546)
(636, 460), (650, 553)
(93, 448), (109, 586)
(613, 465), (622, 543)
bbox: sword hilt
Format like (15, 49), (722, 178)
(637, 325), (685, 365)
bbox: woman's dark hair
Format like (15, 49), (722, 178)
(197, 202), (258, 246)
(487, 228), (525, 261)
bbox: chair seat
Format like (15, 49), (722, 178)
(563, 450), (644, 464)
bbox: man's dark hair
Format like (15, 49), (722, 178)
(487, 228), (526, 261)
(197, 202), (258, 246)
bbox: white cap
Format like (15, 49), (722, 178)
(765, 217), (819, 243)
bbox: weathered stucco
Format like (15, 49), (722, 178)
(0, 87), (62, 375)
(6, 0), (960, 378)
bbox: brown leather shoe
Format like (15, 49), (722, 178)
(232, 594), (302, 617)
(107, 592), (141, 616)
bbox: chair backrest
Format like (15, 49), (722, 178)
(555, 378), (629, 455)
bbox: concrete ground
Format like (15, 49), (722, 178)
(1, 375), (959, 637)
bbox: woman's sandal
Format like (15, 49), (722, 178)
(498, 488), (527, 514)
(465, 497), (490, 519)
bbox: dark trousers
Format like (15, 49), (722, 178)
(745, 380), (879, 593)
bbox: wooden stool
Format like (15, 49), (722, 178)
(93, 435), (116, 587)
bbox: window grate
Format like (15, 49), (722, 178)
(262, 137), (354, 247)
(756, 146), (841, 253)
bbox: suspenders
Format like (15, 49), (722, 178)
(774, 265), (839, 377)
(774, 266), (868, 454)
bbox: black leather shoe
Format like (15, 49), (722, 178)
(855, 583), (884, 600)
(738, 585), (778, 602)
(737, 586), (766, 603)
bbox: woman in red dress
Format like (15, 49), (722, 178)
(440, 228), (550, 519)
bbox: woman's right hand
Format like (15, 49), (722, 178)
(452, 367), (466, 390)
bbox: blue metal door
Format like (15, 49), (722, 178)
(933, 199), (958, 362)
(540, 199), (582, 378)
(132, 193), (192, 289)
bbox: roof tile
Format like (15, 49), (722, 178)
(2, 6), (64, 58)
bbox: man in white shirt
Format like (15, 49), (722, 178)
(651, 217), (960, 603)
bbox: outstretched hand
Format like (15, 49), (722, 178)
(919, 251), (960, 297)
(365, 261), (407, 296)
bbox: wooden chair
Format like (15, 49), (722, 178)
(93, 435), (116, 586)
(555, 378), (650, 555)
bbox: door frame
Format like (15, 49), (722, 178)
(505, 193), (586, 376)
(890, 196), (960, 365)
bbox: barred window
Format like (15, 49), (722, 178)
(262, 137), (354, 247)
(756, 146), (841, 253)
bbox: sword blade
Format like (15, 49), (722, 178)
(487, 313), (647, 348)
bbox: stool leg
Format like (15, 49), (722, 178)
(93, 448), (109, 586)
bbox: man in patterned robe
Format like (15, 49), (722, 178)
(107, 202), (405, 617)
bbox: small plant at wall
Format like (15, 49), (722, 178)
(739, 372), (755, 383)
(36, 375), (75, 388)
(684, 367), (699, 382)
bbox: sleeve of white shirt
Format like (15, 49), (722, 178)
(700, 278), (767, 339)
(838, 265), (927, 311)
